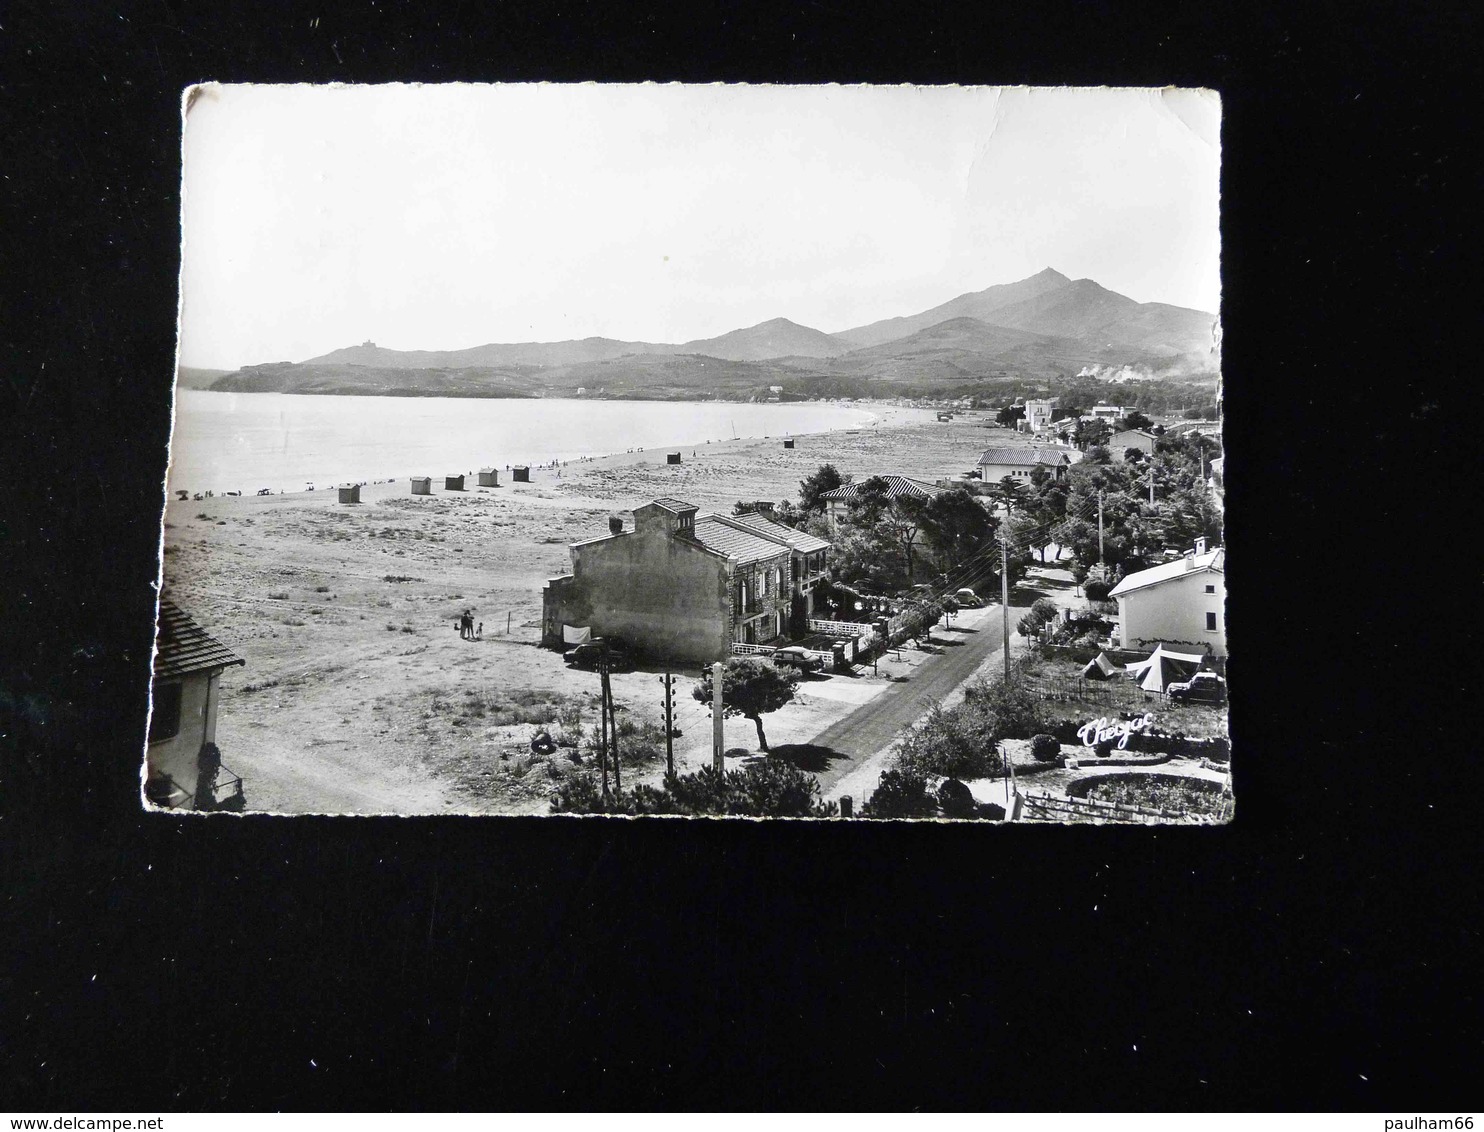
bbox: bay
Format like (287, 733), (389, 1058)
(166, 391), (882, 496)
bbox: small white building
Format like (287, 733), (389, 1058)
(976, 446), (1077, 484)
(1018, 399), (1057, 433)
(146, 599), (246, 809)
(1109, 542), (1226, 657)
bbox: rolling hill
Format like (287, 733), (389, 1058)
(205, 268), (1219, 399)
(834, 267), (1074, 347)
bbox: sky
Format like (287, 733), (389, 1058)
(177, 84), (1221, 370)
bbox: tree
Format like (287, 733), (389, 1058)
(693, 657), (798, 752)
(1075, 418), (1113, 450)
(798, 463), (849, 514)
(849, 477), (927, 582)
(990, 475), (1030, 515)
(919, 488), (994, 572)
(995, 404), (1026, 428)
(1121, 410), (1155, 431)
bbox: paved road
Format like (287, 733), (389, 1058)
(806, 565), (1081, 800)
(807, 605), (1018, 796)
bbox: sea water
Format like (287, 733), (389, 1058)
(166, 391), (882, 496)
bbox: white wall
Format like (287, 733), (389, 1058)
(1118, 567), (1226, 656)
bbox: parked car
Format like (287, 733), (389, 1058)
(771, 646), (824, 673)
(954, 588), (984, 607)
(1167, 671), (1227, 704)
(563, 639), (635, 671)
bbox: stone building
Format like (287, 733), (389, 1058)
(542, 497), (831, 665)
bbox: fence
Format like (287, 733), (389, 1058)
(731, 642), (777, 657)
(1025, 673), (1168, 709)
(731, 641), (837, 665)
(807, 619), (872, 636)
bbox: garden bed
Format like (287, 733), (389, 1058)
(1066, 772), (1231, 820)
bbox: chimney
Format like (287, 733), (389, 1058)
(608, 514), (625, 535)
(1184, 550), (1196, 571)
(1194, 537), (1207, 556)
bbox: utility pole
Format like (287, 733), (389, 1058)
(1097, 490), (1105, 576)
(661, 670), (675, 777)
(606, 660), (621, 792)
(1149, 462), (1155, 507)
(1000, 535), (1011, 681)
(711, 660), (726, 773)
(598, 657), (609, 797)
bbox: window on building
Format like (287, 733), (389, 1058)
(1205, 611), (1218, 631)
(148, 680), (182, 743)
(1204, 584), (1216, 594)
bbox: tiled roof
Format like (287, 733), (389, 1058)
(692, 516), (791, 565)
(820, 475), (944, 502)
(649, 497), (698, 514)
(153, 598), (244, 679)
(977, 447), (1070, 467)
(726, 512), (831, 554)
(1109, 549), (1225, 597)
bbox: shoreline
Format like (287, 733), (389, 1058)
(165, 394), (904, 499)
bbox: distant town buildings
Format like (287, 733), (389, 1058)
(542, 497), (832, 664)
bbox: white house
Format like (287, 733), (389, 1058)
(976, 446), (1077, 485)
(1109, 541), (1226, 657)
(1017, 399), (1057, 433)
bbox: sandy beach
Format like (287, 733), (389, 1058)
(159, 405), (1026, 814)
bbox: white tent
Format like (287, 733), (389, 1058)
(1124, 644), (1205, 693)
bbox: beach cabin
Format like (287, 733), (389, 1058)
(666, 453), (682, 465)
(147, 598), (246, 811)
(512, 465), (530, 482)
(411, 476), (432, 495)
(478, 467), (500, 487)
(445, 474), (465, 491)
(783, 438), (795, 449)
(337, 483), (361, 504)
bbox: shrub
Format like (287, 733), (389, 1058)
(1030, 733), (1060, 762)
(937, 778), (978, 819)
(1083, 577), (1112, 602)
(1030, 598), (1059, 622)
(894, 701), (1003, 781)
(550, 759), (836, 817)
(864, 769), (937, 818)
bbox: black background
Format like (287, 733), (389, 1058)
(2, 0), (1476, 1111)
